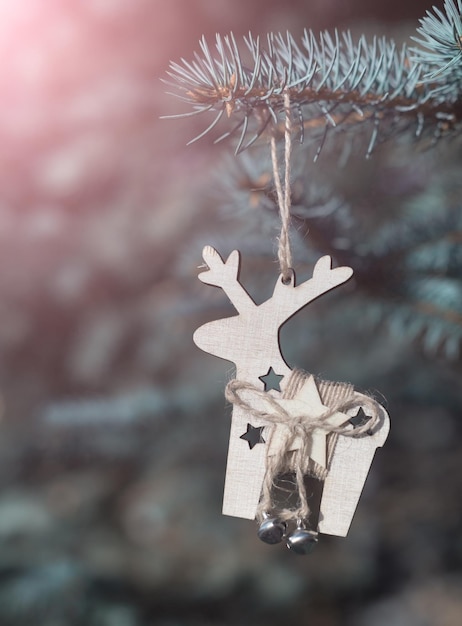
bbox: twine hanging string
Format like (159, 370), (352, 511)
(270, 90), (293, 283)
(225, 371), (382, 523)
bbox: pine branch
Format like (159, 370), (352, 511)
(412, 0), (462, 90)
(163, 1), (462, 155)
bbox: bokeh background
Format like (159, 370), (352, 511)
(0, 1), (461, 625)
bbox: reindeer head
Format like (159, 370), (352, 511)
(193, 246), (353, 379)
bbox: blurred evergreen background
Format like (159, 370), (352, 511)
(0, 1), (461, 625)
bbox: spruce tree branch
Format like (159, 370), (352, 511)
(164, 2), (462, 155)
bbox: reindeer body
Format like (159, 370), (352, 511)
(193, 246), (390, 533)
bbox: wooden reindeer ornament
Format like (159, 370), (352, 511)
(193, 245), (390, 550)
(191, 94), (389, 553)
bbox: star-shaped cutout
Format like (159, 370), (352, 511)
(349, 407), (373, 434)
(240, 423), (266, 449)
(259, 367), (284, 392)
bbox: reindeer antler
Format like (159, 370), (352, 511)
(311, 255), (353, 289)
(270, 255), (354, 320)
(198, 246), (256, 313)
(199, 246), (239, 286)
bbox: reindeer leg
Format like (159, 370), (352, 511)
(222, 406), (268, 519)
(318, 397), (390, 536)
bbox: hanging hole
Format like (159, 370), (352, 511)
(281, 269), (294, 286)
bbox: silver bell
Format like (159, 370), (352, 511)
(286, 525), (318, 555)
(257, 517), (287, 544)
